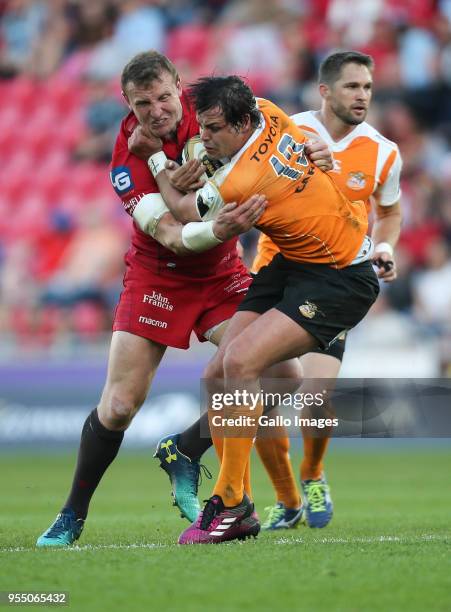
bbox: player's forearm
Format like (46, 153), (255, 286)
(132, 195), (189, 254)
(154, 215), (224, 256)
(132, 192), (217, 255)
(155, 171), (198, 224)
(148, 152), (200, 224)
(371, 202), (402, 249)
(154, 216), (191, 256)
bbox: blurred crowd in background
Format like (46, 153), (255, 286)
(0, 0), (450, 373)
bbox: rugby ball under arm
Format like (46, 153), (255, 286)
(182, 135), (225, 179)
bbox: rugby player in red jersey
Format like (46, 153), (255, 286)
(36, 51), (267, 547)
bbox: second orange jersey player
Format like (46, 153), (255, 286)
(253, 107), (401, 272)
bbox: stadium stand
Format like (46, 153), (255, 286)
(0, 0), (450, 373)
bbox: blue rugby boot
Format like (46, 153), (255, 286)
(301, 475), (333, 528)
(261, 502), (303, 530)
(154, 433), (211, 523)
(36, 509), (84, 547)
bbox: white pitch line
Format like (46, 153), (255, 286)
(273, 534), (450, 545)
(0, 543), (169, 553)
(0, 533), (449, 553)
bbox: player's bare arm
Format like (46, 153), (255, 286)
(371, 199), (401, 282)
(132, 186), (265, 254)
(148, 156), (202, 223)
(151, 195), (266, 255)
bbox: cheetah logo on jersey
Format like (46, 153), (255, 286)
(299, 301), (318, 319)
(346, 171), (367, 191)
(330, 158), (342, 173)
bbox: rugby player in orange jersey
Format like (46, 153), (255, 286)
(146, 74), (380, 544)
(156, 51), (402, 534)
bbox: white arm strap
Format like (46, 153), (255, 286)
(181, 220), (223, 252)
(374, 242), (394, 256)
(148, 152), (168, 178)
(133, 193), (222, 252)
(133, 193), (169, 237)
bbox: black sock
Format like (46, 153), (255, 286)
(63, 408), (124, 520)
(177, 412), (213, 461)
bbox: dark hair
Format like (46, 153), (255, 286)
(188, 76), (261, 130)
(121, 51), (179, 92)
(319, 51), (374, 85)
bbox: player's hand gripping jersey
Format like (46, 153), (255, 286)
(194, 99), (370, 269)
(253, 109), (402, 272)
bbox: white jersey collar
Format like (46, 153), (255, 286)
(304, 110), (369, 152)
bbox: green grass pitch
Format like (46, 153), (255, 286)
(1, 446), (450, 611)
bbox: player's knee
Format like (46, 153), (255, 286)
(203, 356), (224, 381)
(203, 358), (225, 399)
(223, 345), (259, 379)
(100, 388), (145, 429)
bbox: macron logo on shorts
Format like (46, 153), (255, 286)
(138, 316), (168, 329)
(111, 166), (134, 195)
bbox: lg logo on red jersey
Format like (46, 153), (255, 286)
(111, 166), (134, 194)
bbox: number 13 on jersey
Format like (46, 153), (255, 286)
(270, 134), (309, 181)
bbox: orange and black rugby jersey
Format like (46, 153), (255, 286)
(252, 109), (401, 272)
(195, 99), (369, 269)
